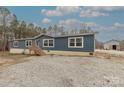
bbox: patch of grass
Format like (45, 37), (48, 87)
(0, 51), (10, 56)
(0, 51), (31, 58)
(0, 51), (32, 69)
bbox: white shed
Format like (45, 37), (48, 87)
(104, 40), (120, 50)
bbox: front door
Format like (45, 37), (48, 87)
(35, 40), (40, 47)
(112, 45), (117, 50)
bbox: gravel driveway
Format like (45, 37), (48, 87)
(0, 55), (124, 87)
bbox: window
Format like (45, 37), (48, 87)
(43, 39), (54, 47)
(76, 38), (82, 46)
(69, 39), (75, 47)
(49, 40), (54, 46)
(68, 37), (83, 48)
(13, 41), (19, 47)
(25, 40), (32, 47)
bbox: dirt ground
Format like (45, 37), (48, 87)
(0, 52), (30, 68)
(0, 51), (124, 87)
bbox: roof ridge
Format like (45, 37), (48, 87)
(10, 32), (95, 41)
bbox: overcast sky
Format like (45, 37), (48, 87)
(7, 6), (124, 42)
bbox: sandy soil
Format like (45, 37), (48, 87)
(0, 54), (124, 87)
(96, 49), (124, 57)
(0, 53), (30, 68)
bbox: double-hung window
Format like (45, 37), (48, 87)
(43, 39), (54, 47)
(13, 41), (19, 47)
(25, 40), (32, 47)
(68, 37), (83, 48)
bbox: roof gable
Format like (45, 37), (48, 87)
(34, 34), (53, 39)
(105, 39), (120, 43)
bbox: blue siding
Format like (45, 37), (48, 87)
(42, 35), (94, 52)
(10, 39), (34, 49)
(10, 35), (95, 52)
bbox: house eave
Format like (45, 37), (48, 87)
(54, 33), (95, 38)
(10, 33), (95, 41)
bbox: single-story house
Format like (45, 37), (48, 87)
(103, 40), (120, 50)
(9, 33), (95, 55)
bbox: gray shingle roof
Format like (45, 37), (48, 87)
(10, 32), (95, 41)
(104, 39), (120, 44)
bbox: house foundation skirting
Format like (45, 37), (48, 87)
(10, 48), (92, 56)
(10, 48), (30, 54)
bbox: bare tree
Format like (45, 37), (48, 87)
(53, 24), (58, 36)
(58, 26), (65, 35)
(10, 14), (19, 39)
(0, 7), (10, 54)
(19, 21), (26, 38)
(47, 26), (52, 35)
(42, 28), (47, 34)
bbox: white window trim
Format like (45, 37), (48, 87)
(68, 37), (84, 48)
(13, 41), (19, 47)
(43, 39), (54, 48)
(25, 40), (32, 47)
